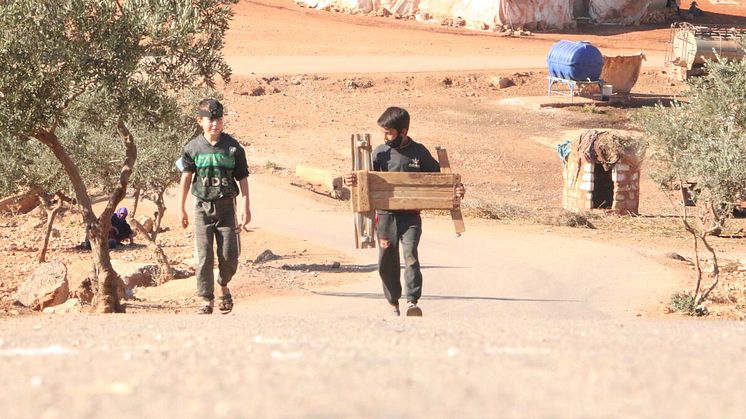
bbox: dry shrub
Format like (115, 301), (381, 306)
(462, 199), (595, 228)
(461, 199), (531, 220)
(533, 208), (596, 229)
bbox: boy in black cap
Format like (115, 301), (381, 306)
(179, 98), (251, 314)
(345, 107), (465, 317)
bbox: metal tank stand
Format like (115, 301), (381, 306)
(547, 77), (604, 102)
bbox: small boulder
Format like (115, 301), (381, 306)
(254, 249), (280, 264)
(490, 76), (515, 89)
(71, 277), (95, 304)
(138, 216), (154, 234)
(111, 261), (159, 289)
(13, 261), (69, 310)
(43, 298), (82, 314)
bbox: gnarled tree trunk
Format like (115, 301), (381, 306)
(37, 192), (69, 263)
(34, 119), (137, 313)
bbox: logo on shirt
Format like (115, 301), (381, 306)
(408, 158), (421, 169)
(229, 146), (236, 156)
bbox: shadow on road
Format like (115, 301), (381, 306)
(311, 290), (580, 303)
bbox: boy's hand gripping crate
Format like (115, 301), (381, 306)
(350, 133), (465, 249)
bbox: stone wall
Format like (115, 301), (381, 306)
(562, 157), (640, 214)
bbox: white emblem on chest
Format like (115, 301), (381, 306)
(408, 158), (420, 169)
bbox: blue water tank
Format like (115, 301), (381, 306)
(547, 41), (604, 81)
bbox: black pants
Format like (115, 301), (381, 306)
(376, 211), (423, 305)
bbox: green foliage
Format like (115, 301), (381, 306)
(581, 104), (605, 115)
(0, 0), (236, 137)
(0, 0), (236, 197)
(0, 136), (70, 197)
(634, 50), (746, 222)
(670, 291), (696, 315)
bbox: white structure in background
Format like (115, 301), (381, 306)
(295, 0), (674, 29)
(587, 0), (669, 25)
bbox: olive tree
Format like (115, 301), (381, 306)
(0, 0), (236, 312)
(0, 135), (74, 263)
(635, 49), (746, 311)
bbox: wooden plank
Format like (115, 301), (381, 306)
(368, 172), (456, 187)
(436, 147), (452, 172)
(354, 170), (371, 212)
(437, 148), (466, 235)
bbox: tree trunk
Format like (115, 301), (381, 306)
(130, 218), (174, 285)
(152, 189), (167, 242)
(37, 194), (64, 263)
(132, 188), (141, 217)
(34, 120), (137, 313)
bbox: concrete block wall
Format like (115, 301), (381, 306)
(562, 158), (640, 215)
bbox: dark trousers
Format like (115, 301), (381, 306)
(376, 211), (423, 305)
(194, 198), (240, 301)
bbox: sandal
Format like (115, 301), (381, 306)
(197, 303), (213, 315)
(218, 294), (233, 314)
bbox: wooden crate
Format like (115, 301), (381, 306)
(351, 171), (461, 212)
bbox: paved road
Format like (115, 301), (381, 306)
(2, 177), (745, 419)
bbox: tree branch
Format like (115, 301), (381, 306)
(102, 120), (138, 221)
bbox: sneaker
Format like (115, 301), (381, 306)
(406, 302), (422, 317)
(390, 304), (400, 317)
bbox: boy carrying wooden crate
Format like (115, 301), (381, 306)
(345, 107), (466, 317)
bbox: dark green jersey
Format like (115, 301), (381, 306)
(181, 133), (249, 201)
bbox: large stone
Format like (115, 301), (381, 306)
(42, 298), (82, 314)
(137, 216), (154, 234)
(0, 188), (41, 214)
(111, 260), (159, 289)
(13, 261), (69, 310)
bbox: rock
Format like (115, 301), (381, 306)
(665, 252), (687, 261)
(453, 17), (466, 27)
(498, 77), (515, 88)
(13, 261), (69, 310)
(345, 79), (374, 90)
(0, 188), (41, 214)
(111, 260), (158, 289)
(489, 76), (515, 89)
(441, 77), (453, 87)
(71, 277), (95, 304)
(379, 8), (391, 17)
(254, 249), (280, 264)
(43, 298), (82, 314)
(138, 216), (154, 234)
(289, 76), (304, 85)
(250, 86), (266, 96)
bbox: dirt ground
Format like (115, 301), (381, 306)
(2, 0), (746, 319)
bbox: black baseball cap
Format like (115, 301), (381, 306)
(198, 99), (224, 119)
